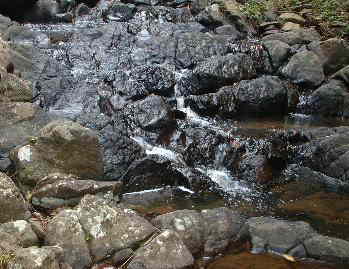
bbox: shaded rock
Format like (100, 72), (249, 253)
(9, 246), (62, 269)
(278, 13), (305, 25)
(281, 50), (324, 87)
(300, 128), (349, 181)
(309, 38), (349, 75)
(238, 154), (273, 184)
(214, 75), (288, 116)
(0, 69), (32, 102)
(192, 53), (256, 93)
(0, 155), (11, 172)
(263, 40), (291, 70)
(111, 248), (133, 265)
(10, 120), (104, 186)
(298, 79), (349, 117)
(0, 220), (38, 247)
(201, 207), (246, 255)
(215, 25), (243, 39)
(76, 195), (156, 262)
(304, 235), (349, 263)
(105, 2), (135, 22)
(247, 217), (316, 254)
(0, 172), (30, 224)
(121, 155), (190, 192)
(281, 22), (301, 31)
(23, 0), (59, 23)
(45, 209), (92, 269)
(122, 95), (174, 131)
(128, 229), (194, 269)
(31, 173), (122, 209)
(332, 65), (349, 85)
(262, 28), (320, 46)
(0, 102), (38, 125)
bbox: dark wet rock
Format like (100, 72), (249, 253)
(238, 154), (273, 184)
(114, 65), (175, 99)
(121, 154), (190, 192)
(75, 3), (91, 17)
(119, 95), (174, 133)
(0, 220), (38, 248)
(0, 172), (30, 224)
(298, 79), (349, 117)
(208, 75), (287, 117)
(23, 0), (60, 23)
(282, 165), (349, 194)
(190, 0), (210, 14)
(76, 195), (156, 262)
(45, 209), (92, 269)
(132, 30), (229, 68)
(309, 38), (349, 75)
(31, 172), (122, 209)
(304, 235), (349, 263)
(128, 229), (194, 269)
(152, 208), (246, 255)
(247, 217), (316, 255)
(0, 0), (37, 19)
(104, 2), (136, 22)
(262, 40), (291, 70)
(332, 65), (349, 85)
(281, 50), (324, 88)
(192, 53), (256, 93)
(0, 156), (11, 172)
(10, 246), (62, 269)
(10, 120), (104, 187)
(262, 28), (321, 46)
(232, 75), (288, 115)
(299, 128), (349, 182)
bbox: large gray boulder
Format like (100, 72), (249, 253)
(10, 120), (104, 187)
(309, 38), (349, 75)
(281, 50), (325, 88)
(298, 79), (349, 117)
(247, 217), (316, 255)
(262, 40), (291, 70)
(45, 195), (156, 268)
(304, 235), (349, 263)
(128, 230), (194, 269)
(0, 172), (31, 224)
(152, 208), (246, 255)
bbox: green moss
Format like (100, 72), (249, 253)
(240, 0), (267, 22)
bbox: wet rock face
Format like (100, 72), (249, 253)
(10, 120), (104, 186)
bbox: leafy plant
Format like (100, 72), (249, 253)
(0, 251), (15, 269)
(240, 0), (267, 22)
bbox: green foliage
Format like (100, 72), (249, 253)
(240, 0), (267, 22)
(0, 251), (15, 269)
